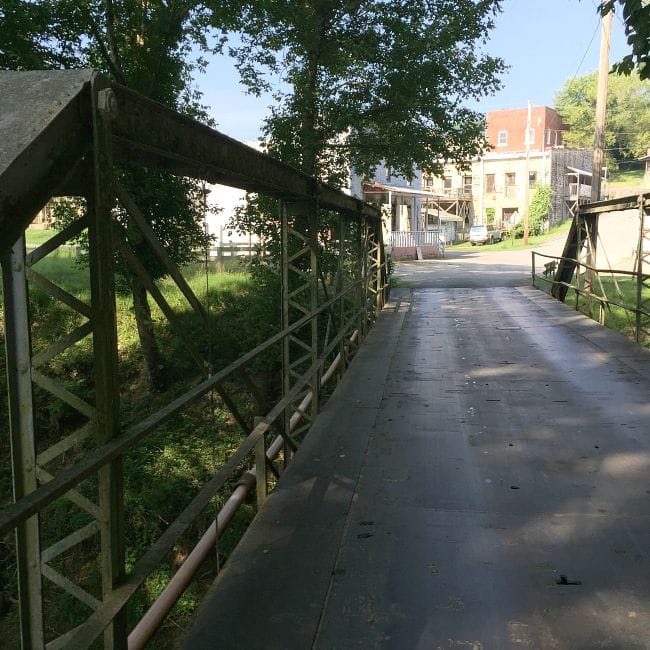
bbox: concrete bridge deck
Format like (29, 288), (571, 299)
(185, 284), (650, 649)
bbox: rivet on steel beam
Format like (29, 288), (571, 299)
(97, 88), (119, 118)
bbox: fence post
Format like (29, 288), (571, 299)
(532, 252), (536, 287)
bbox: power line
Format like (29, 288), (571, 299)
(571, 15), (601, 80)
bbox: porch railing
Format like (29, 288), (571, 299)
(389, 230), (444, 248)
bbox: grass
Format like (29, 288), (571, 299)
(534, 271), (650, 347)
(25, 227), (57, 246)
(607, 167), (645, 187)
(571, 275), (649, 344)
(453, 219), (572, 252)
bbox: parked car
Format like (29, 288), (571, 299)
(469, 225), (502, 245)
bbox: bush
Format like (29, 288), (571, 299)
(512, 185), (550, 238)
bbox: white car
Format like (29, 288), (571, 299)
(469, 225), (502, 245)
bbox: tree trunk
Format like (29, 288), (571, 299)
(129, 273), (167, 391)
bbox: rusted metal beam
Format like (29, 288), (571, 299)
(109, 83), (380, 221)
(579, 192), (650, 215)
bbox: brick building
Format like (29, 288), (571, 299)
(487, 106), (566, 153)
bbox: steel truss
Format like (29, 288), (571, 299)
(0, 71), (387, 648)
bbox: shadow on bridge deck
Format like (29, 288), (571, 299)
(185, 286), (650, 649)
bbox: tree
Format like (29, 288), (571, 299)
(513, 185), (550, 238)
(229, 0), (505, 186)
(554, 71), (650, 165)
(599, 0), (650, 80)
(1, 0), (229, 389)
(0, 0), (78, 69)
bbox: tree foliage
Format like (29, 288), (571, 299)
(554, 71), (650, 163)
(229, 0), (506, 185)
(513, 185), (550, 238)
(599, 0), (650, 80)
(1, 0), (229, 388)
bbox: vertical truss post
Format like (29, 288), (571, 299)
(372, 220), (384, 315)
(88, 83), (125, 649)
(361, 217), (370, 335)
(337, 214), (346, 379)
(584, 214), (598, 297)
(1, 236), (45, 649)
(308, 208), (320, 421)
(280, 201), (292, 468)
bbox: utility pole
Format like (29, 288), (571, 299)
(585, 8), (612, 293)
(523, 100), (532, 245)
(592, 8), (612, 201)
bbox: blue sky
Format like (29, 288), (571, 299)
(197, 0), (630, 142)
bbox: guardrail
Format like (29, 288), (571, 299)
(532, 250), (650, 342)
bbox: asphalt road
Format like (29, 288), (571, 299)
(394, 209), (641, 290)
(392, 239), (565, 289)
(186, 218), (650, 649)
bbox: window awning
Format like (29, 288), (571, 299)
(566, 166), (592, 176)
(363, 181), (441, 198)
(425, 209), (464, 223)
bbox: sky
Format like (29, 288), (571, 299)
(197, 0), (630, 142)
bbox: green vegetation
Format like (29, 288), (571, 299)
(0, 249), (278, 646)
(511, 186), (551, 239)
(537, 272), (650, 347)
(232, 1), (504, 184)
(25, 227), (58, 247)
(455, 219), (572, 252)
(600, 0), (650, 81)
(608, 166), (645, 187)
(554, 72), (650, 168)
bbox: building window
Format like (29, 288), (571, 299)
(498, 130), (507, 146)
(443, 176), (452, 192)
(529, 171), (537, 188)
(463, 175), (472, 193)
(424, 176), (433, 188)
(486, 174), (495, 193)
(505, 172), (516, 186)
(546, 128), (552, 145)
(527, 128), (535, 146)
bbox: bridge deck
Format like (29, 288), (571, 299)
(185, 286), (650, 649)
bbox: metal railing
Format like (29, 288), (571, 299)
(0, 70), (389, 648)
(532, 250), (650, 343)
(389, 230), (444, 249)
